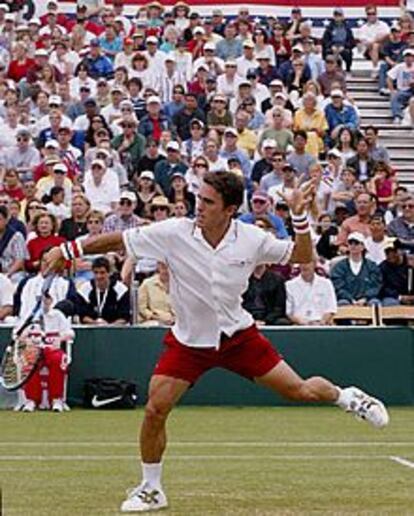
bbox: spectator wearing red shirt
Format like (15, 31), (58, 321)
(187, 27), (206, 59)
(0, 169), (25, 201)
(7, 42), (36, 83)
(26, 213), (66, 273)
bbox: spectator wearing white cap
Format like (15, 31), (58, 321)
(259, 149), (286, 192)
(239, 190), (288, 239)
(192, 41), (225, 76)
(324, 89), (359, 142)
(206, 93), (233, 133)
(236, 39), (258, 78)
(84, 159), (120, 215)
(35, 98), (73, 137)
(251, 139), (278, 186)
(101, 85), (126, 124)
(0, 106), (27, 150)
(159, 55), (187, 104)
(103, 190), (144, 233)
(138, 95), (173, 141)
(259, 106), (294, 153)
(219, 127), (252, 179)
(112, 115), (146, 178)
(143, 35), (166, 75)
(216, 59), (243, 99)
(37, 162), (73, 208)
(153, 141), (188, 195)
(331, 231), (382, 306)
(387, 48), (414, 123)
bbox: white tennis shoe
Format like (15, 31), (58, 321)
(52, 399), (64, 413)
(120, 482), (168, 512)
(339, 386), (389, 428)
(21, 400), (36, 412)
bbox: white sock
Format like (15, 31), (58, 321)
(142, 462), (162, 489)
(335, 387), (351, 410)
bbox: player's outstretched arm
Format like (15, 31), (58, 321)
(279, 179), (314, 264)
(44, 232), (125, 273)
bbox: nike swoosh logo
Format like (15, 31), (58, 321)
(91, 394), (123, 408)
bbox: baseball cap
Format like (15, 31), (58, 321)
(347, 231), (366, 246)
(45, 156), (59, 165)
(333, 7), (344, 15)
(252, 191), (269, 202)
(256, 51), (270, 60)
(383, 238), (398, 252)
(90, 38), (101, 47)
(203, 41), (216, 51)
(110, 85), (124, 94)
(166, 141), (180, 151)
(171, 171), (186, 180)
(84, 97), (97, 106)
(53, 163), (68, 174)
(224, 127), (238, 137)
(146, 95), (161, 105)
(146, 35), (158, 44)
(0, 4), (9, 12)
(123, 37), (133, 46)
(403, 48), (414, 56)
(270, 79), (284, 87)
(190, 118), (205, 128)
(327, 148), (342, 158)
(49, 95), (62, 105)
(292, 44), (304, 52)
(35, 48), (49, 57)
(140, 170), (155, 181)
(262, 139), (277, 148)
(196, 63), (209, 72)
(95, 148), (110, 158)
(80, 84), (91, 91)
(193, 26), (205, 35)
(164, 54), (176, 62)
(45, 139), (59, 149)
(91, 159), (106, 169)
(16, 128), (31, 138)
(246, 68), (258, 78)
(243, 40), (255, 48)
(239, 79), (251, 87)
(120, 190), (137, 202)
(331, 88), (344, 98)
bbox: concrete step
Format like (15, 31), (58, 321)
(380, 140), (414, 147)
(361, 117), (394, 124)
(361, 124), (413, 132)
(351, 92), (383, 101)
(357, 101), (390, 109)
(347, 84), (379, 92)
(346, 76), (377, 84)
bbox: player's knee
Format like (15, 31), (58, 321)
(144, 394), (175, 423)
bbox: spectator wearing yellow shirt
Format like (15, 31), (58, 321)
(293, 92), (328, 158)
(138, 262), (175, 326)
(235, 109), (258, 159)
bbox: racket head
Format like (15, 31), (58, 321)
(1, 338), (42, 391)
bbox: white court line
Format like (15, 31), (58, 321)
(389, 456), (414, 469)
(0, 454), (389, 462)
(0, 441), (413, 447)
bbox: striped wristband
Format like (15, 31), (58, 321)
(59, 239), (84, 261)
(291, 212), (311, 235)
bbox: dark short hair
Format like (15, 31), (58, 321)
(0, 205), (8, 219)
(92, 256), (111, 272)
(202, 171), (244, 209)
(364, 125), (378, 135)
(50, 186), (64, 197)
(294, 129), (307, 141)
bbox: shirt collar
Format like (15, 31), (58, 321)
(192, 219), (238, 251)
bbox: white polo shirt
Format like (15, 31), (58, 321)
(286, 274), (337, 323)
(123, 218), (293, 348)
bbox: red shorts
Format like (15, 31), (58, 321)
(153, 325), (283, 384)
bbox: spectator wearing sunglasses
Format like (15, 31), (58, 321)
(331, 232), (382, 306)
(103, 191), (144, 233)
(2, 128), (41, 183)
(112, 115), (146, 178)
(239, 190), (288, 239)
(387, 194), (414, 241)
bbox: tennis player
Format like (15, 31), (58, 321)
(44, 172), (389, 513)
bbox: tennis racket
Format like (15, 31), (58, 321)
(0, 274), (54, 391)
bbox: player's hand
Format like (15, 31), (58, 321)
(279, 177), (316, 215)
(43, 246), (65, 274)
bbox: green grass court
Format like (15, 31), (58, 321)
(1, 407), (414, 515)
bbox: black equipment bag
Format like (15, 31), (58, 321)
(84, 378), (137, 409)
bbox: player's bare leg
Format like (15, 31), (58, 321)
(121, 374), (189, 513)
(256, 361), (389, 428)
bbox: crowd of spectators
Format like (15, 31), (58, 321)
(0, 0), (412, 327)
